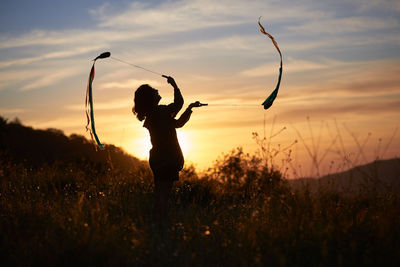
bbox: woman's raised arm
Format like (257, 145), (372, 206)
(165, 76), (183, 117)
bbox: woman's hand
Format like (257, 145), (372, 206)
(189, 101), (207, 109)
(163, 75), (178, 88)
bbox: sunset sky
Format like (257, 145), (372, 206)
(1, 0), (399, 177)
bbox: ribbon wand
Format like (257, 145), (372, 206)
(258, 17), (283, 110)
(86, 52), (208, 150)
(86, 52), (169, 149)
(85, 52), (111, 150)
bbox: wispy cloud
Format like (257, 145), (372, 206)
(278, 97), (400, 122)
(288, 16), (399, 34)
(99, 78), (161, 90)
(0, 45), (105, 68)
(0, 1), (259, 50)
(20, 67), (82, 91)
(67, 98), (130, 111)
(1, 0), (397, 71)
(0, 29), (133, 49)
(0, 68), (59, 90)
(356, 0), (400, 12)
(95, 0), (255, 29)
(240, 58), (328, 77)
(0, 108), (26, 115)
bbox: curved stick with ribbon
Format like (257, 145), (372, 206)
(258, 17), (283, 110)
(85, 52), (110, 150)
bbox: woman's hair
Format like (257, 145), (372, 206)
(133, 84), (158, 121)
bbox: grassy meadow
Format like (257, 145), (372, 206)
(1, 118), (400, 266)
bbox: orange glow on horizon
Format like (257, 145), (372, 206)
(124, 129), (192, 162)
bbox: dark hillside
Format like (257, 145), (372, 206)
(289, 158), (400, 194)
(0, 116), (146, 173)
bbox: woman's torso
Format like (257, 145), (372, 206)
(143, 105), (184, 171)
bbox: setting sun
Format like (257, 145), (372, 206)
(177, 130), (192, 156)
(125, 129), (192, 161)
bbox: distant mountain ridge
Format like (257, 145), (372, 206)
(0, 116), (147, 172)
(289, 158), (400, 194)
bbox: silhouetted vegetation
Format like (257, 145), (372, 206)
(1, 116), (399, 266)
(0, 116), (146, 174)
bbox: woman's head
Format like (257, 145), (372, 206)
(133, 84), (161, 121)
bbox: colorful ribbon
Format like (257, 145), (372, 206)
(258, 17), (283, 110)
(85, 52), (110, 150)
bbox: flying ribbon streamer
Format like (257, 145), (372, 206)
(258, 17), (283, 110)
(85, 52), (110, 150)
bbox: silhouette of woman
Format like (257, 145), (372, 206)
(133, 76), (202, 223)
